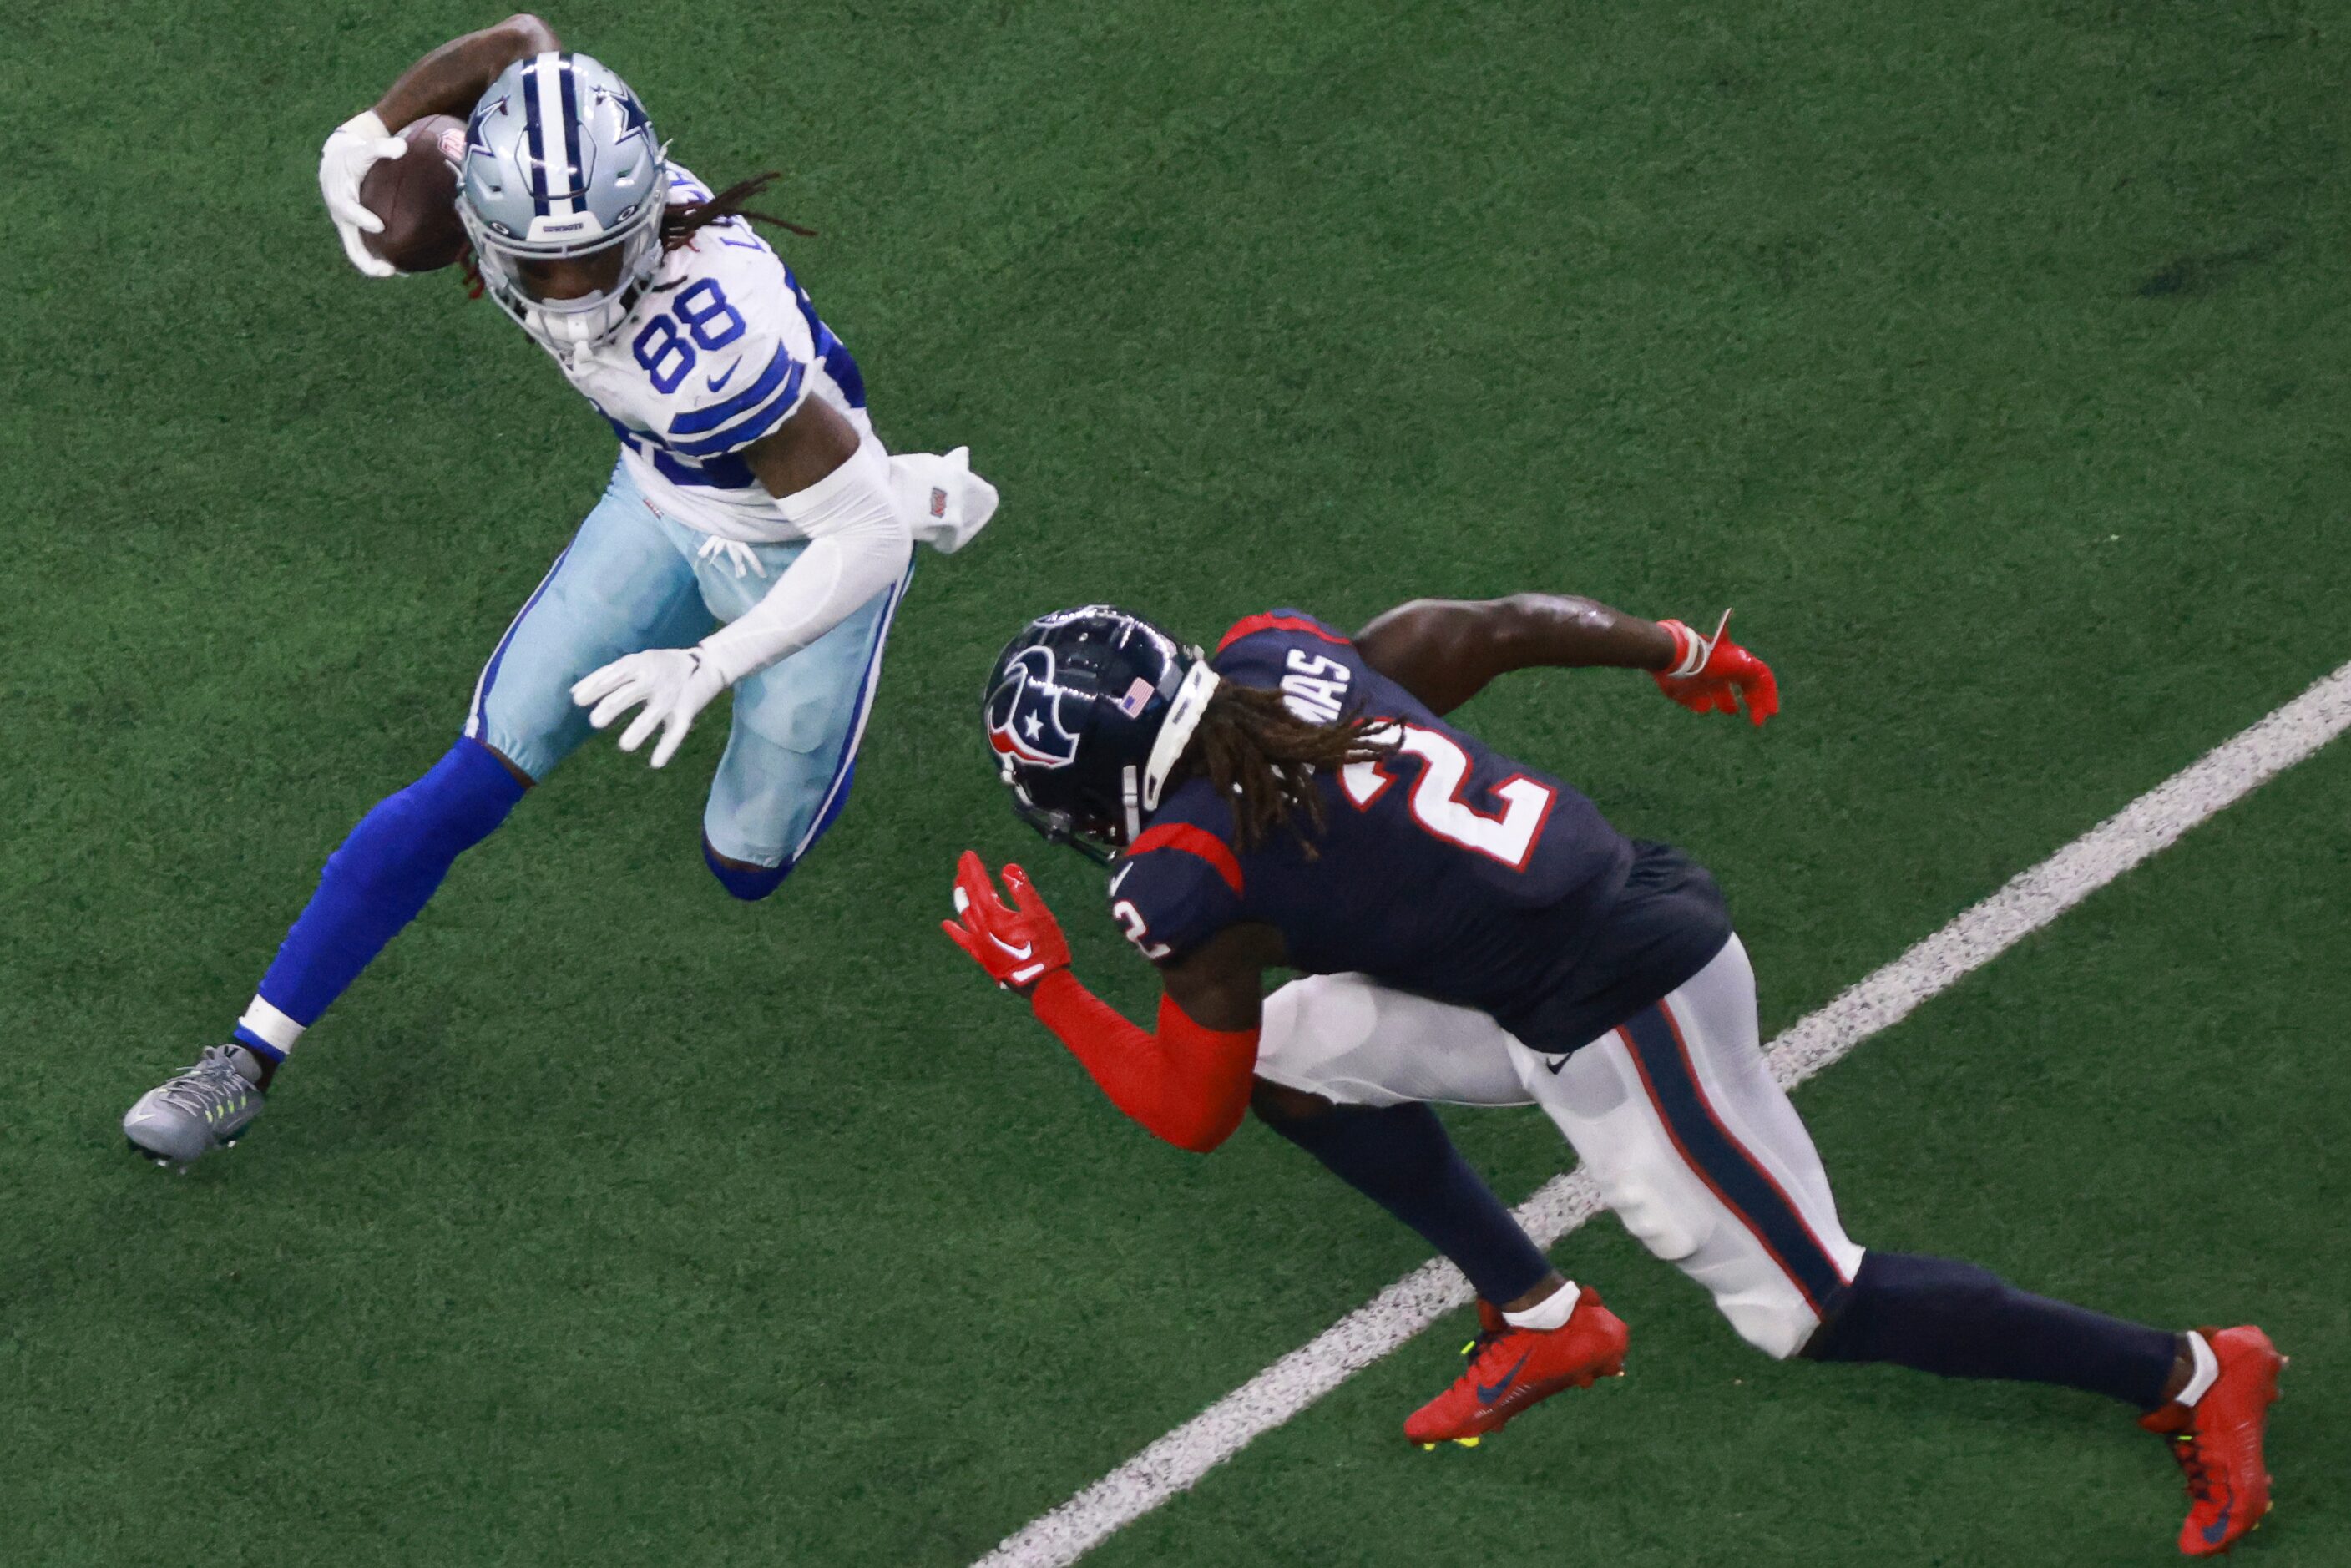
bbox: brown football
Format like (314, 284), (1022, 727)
(360, 114), (468, 273)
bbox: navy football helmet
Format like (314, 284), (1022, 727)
(982, 605), (1222, 863)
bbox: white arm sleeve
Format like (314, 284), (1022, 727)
(695, 432), (913, 685)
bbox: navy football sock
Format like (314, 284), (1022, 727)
(1804, 1250), (2178, 1409)
(703, 837), (791, 902)
(235, 740), (526, 1055)
(1257, 1100), (1555, 1307)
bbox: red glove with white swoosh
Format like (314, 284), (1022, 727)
(943, 850), (1072, 996)
(1653, 609), (1779, 727)
(942, 850), (1256, 1152)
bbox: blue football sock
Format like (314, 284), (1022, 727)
(700, 761), (857, 903)
(235, 740), (525, 1055)
(1803, 1250), (2178, 1409)
(702, 836), (790, 903)
(1257, 1099), (1555, 1307)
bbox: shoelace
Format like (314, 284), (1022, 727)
(154, 1050), (247, 1115)
(695, 534), (767, 580)
(2161, 1431), (2218, 1505)
(1456, 1327), (1520, 1381)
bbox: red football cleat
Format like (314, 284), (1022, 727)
(1405, 1287), (1630, 1448)
(2140, 1325), (2286, 1557)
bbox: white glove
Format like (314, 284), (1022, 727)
(570, 648), (731, 770)
(893, 446), (999, 555)
(320, 109), (407, 278)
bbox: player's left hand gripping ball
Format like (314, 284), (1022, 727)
(317, 109), (408, 279)
(942, 852), (1071, 995)
(570, 647), (729, 768)
(1653, 609), (1779, 726)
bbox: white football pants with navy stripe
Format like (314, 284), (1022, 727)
(1256, 937), (1866, 1358)
(465, 453), (907, 873)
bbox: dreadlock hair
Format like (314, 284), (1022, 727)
(1173, 684), (1395, 856)
(661, 171), (816, 250)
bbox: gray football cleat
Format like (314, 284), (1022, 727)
(123, 1044), (269, 1170)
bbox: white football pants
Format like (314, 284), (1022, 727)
(1256, 937), (1866, 1358)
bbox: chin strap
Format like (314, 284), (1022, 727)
(1142, 660), (1221, 812)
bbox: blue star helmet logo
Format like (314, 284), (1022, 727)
(600, 84), (655, 154)
(465, 94), (506, 163)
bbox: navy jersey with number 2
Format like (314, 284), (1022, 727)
(1111, 610), (1734, 1056)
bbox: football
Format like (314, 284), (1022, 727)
(359, 114), (468, 273)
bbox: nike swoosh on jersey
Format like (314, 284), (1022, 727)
(705, 358), (742, 392)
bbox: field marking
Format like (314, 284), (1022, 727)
(976, 658), (2351, 1568)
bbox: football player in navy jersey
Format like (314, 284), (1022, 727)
(945, 598), (2282, 1557)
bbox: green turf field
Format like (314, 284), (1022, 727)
(4, 1), (2345, 1562)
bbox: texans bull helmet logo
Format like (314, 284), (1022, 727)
(987, 646), (1085, 770)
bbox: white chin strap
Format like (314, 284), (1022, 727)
(1141, 663), (1221, 813)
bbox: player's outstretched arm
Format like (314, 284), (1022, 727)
(374, 14), (561, 129)
(698, 401), (917, 681)
(1356, 594), (1672, 716)
(942, 853), (1271, 1153)
(1356, 594), (1777, 726)
(571, 400), (914, 768)
(320, 15), (559, 277)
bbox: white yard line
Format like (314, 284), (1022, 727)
(977, 658), (2351, 1568)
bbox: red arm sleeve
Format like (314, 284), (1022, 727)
(1028, 969), (1260, 1153)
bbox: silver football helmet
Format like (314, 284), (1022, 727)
(458, 52), (669, 354)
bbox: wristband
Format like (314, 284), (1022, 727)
(1661, 620), (1711, 678)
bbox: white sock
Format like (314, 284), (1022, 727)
(1503, 1281), (1581, 1333)
(235, 995), (305, 1056)
(2175, 1330), (2219, 1407)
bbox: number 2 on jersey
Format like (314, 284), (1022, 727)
(1112, 899), (1172, 962)
(1340, 724), (1556, 870)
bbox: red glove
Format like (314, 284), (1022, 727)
(1653, 609), (1779, 727)
(939, 850), (1256, 1152)
(941, 850), (1071, 995)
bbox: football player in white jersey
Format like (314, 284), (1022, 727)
(123, 14), (996, 1168)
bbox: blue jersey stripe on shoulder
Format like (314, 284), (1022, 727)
(670, 343), (796, 435)
(668, 362), (806, 458)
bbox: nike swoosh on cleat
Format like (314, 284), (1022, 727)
(1476, 1350), (1533, 1406)
(2202, 1505), (2234, 1545)
(706, 359), (741, 392)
